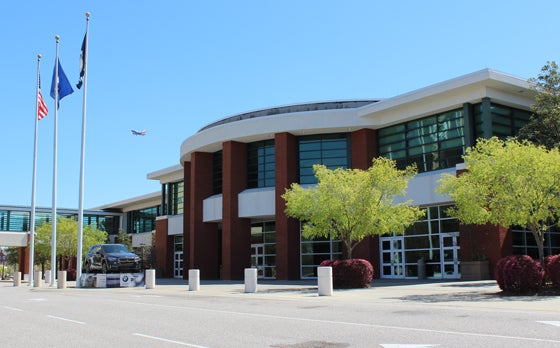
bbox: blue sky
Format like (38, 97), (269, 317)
(2, 1), (559, 209)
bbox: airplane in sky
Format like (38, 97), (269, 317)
(131, 129), (147, 136)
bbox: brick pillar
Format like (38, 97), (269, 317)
(350, 128), (380, 276)
(221, 141), (251, 280)
(19, 245), (30, 278)
(275, 132), (300, 280)
(183, 161), (191, 280)
(154, 218), (169, 277)
(190, 152), (220, 279)
(460, 223), (511, 279)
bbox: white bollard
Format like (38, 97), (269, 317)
(317, 266), (333, 296)
(188, 269), (200, 291)
(57, 271), (67, 289)
(244, 268), (258, 293)
(44, 270), (51, 285)
(13, 272), (21, 287)
(145, 269), (156, 289)
(33, 271), (42, 287)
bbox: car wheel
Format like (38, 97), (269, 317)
(102, 262), (108, 274)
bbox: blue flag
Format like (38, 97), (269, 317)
(50, 58), (74, 107)
(77, 32), (87, 89)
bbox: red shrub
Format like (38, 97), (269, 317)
(319, 259), (374, 289)
(494, 255), (544, 294)
(545, 254), (560, 288)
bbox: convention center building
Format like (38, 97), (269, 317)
(4, 69), (560, 281)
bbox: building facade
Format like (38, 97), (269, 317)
(148, 69), (560, 281)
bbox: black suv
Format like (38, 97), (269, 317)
(84, 244), (142, 274)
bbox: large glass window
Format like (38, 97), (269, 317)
(250, 221), (276, 278)
(300, 229), (342, 278)
(127, 206), (159, 234)
(473, 102), (531, 139)
(378, 109), (465, 173)
(247, 140), (275, 188)
(512, 227), (560, 258)
(298, 133), (351, 184)
(168, 181), (184, 215)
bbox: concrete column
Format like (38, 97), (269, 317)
(45, 270), (51, 285)
(145, 269), (156, 289)
(244, 268), (257, 293)
(317, 266), (333, 296)
(33, 271), (42, 287)
(57, 271), (67, 289)
(13, 272), (21, 287)
(189, 269), (200, 291)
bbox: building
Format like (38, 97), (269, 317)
(5, 69), (560, 281)
(145, 69), (560, 281)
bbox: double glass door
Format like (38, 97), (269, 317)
(251, 244), (265, 278)
(380, 237), (405, 278)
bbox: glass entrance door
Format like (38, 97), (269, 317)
(440, 232), (459, 278)
(251, 244), (265, 278)
(174, 251), (183, 278)
(380, 237), (405, 278)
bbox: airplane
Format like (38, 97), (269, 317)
(131, 129), (147, 136)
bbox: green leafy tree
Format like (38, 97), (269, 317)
(282, 157), (424, 259)
(35, 218), (107, 270)
(437, 137), (560, 266)
(116, 229), (132, 249)
(517, 61), (560, 149)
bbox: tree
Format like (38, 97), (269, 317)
(34, 218), (107, 271)
(116, 229), (132, 249)
(517, 61), (560, 149)
(282, 157), (424, 259)
(437, 137), (560, 266)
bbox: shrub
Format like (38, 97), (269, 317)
(319, 259), (374, 289)
(545, 254), (560, 288)
(494, 255), (544, 294)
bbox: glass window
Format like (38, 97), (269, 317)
(247, 140), (275, 188)
(298, 133), (350, 184)
(378, 109), (465, 173)
(127, 206), (159, 234)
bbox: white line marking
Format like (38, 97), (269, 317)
(46, 315), (86, 325)
(133, 333), (208, 347)
(538, 321), (560, 327)
(381, 345), (438, 348)
(119, 300), (560, 344)
(4, 306), (23, 311)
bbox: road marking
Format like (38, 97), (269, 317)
(381, 345), (438, 348)
(4, 306), (23, 311)
(46, 315), (86, 325)
(538, 321), (560, 327)
(27, 298), (47, 301)
(119, 300), (560, 345)
(133, 333), (208, 347)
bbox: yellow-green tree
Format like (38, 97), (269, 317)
(437, 137), (560, 266)
(35, 217), (107, 270)
(282, 157), (424, 259)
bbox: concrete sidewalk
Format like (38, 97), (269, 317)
(4, 277), (560, 313)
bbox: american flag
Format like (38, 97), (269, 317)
(37, 89), (48, 120)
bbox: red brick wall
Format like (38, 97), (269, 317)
(189, 152), (220, 279)
(275, 132), (301, 280)
(221, 141), (251, 280)
(154, 218), (169, 277)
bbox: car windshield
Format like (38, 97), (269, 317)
(102, 245), (130, 253)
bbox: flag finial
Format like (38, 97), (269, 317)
(37, 54), (42, 60)
(55, 35), (60, 42)
(86, 12), (90, 18)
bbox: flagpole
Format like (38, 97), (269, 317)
(76, 12), (90, 284)
(50, 36), (60, 287)
(29, 54), (43, 287)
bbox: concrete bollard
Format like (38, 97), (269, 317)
(145, 269), (156, 289)
(188, 269), (200, 291)
(33, 271), (42, 287)
(57, 271), (67, 289)
(13, 272), (21, 287)
(45, 270), (51, 285)
(244, 268), (258, 293)
(317, 266), (333, 296)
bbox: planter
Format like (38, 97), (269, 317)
(461, 260), (490, 280)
